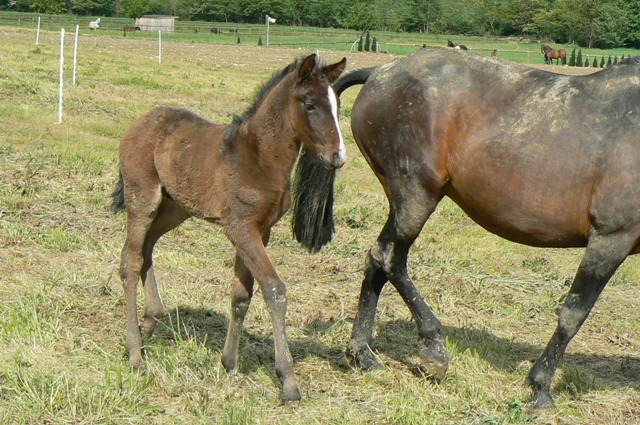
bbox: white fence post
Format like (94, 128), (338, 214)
(36, 16), (41, 46)
(58, 28), (65, 124)
(158, 30), (162, 63)
(73, 24), (79, 86)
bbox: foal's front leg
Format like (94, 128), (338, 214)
(225, 224), (300, 402)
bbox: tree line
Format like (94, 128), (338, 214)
(2, 0), (639, 48)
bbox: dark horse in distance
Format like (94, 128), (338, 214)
(111, 53), (346, 402)
(541, 44), (567, 65)
(301, 47), (640, 408)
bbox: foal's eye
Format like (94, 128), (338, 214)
(305, 103), (316, 112)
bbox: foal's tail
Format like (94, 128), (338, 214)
(110, 170), (126, 213)
(291, 67), (375, 253)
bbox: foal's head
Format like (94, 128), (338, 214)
(291, 53), (347, 169)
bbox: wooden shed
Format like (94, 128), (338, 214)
(135, 15), (178, 33)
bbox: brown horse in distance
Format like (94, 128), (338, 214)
(311, 48), (640, 409)
(447, 39), (468, 50)
(541, 44), (567, 65)
(110, 53), (346, 402)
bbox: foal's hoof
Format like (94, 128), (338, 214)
(280, 383), (301, 404)
(127, 354), (143, 371)
(346, 341), (382, 371)
(221, 355), (237, 373)
(418, 339), (449, 381)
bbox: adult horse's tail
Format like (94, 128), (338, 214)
(332, 67), (376, 97)
(110, 170), (126, 213)
(290, 67), (376, 253)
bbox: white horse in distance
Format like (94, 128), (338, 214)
(89, 18), (100, 30)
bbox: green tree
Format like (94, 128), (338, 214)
(550, 0), (628, 47)
(501, 0), (550, 35)
(119, 0), (148, 18)
(576, 48), (582, 66)
(405, 0), (441, 33)
(568, 48), (576, 66)
(70, 0), (115, 15)
(346, 0), (379, 31)
(31, 0), (67, 13)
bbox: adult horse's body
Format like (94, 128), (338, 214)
(541, 45), (566, 65)
(110, 54), (346, 402)
(329, 47), (640, 408)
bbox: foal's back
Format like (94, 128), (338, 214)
(119, 107), (229, 219)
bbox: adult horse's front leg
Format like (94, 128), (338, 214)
(225, 224), (300, 403)
(525, 231), (634, 408)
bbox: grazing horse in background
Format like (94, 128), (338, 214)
(447, 39), (468, 50)
(299, 47), (640, 409)
(541, 45), (567, 65)
(110, 53), (346, 402)
(89, 17), (100, 30)
(123, 25), (140, 36)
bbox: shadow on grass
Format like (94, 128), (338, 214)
(147, 306), (352, 385)
(142, 306), (640, 400)
(375, 319), (640, 395)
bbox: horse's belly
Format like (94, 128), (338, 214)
(445, 180), (590, 248)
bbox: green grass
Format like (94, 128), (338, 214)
(1, 26), (639, 423)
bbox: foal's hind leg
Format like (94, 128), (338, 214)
(221, 252), (255, 372)
(526, 231), (634, 408)
(139, 199), (190, 338)
(119, 185), (162, 368)
(348, 188), (449, 378)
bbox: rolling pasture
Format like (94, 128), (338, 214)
(1, 27), (640, 423)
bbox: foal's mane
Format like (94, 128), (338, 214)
(224, 58), (303, 142)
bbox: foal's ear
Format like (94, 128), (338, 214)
(297, 53), (319, 83)
(323, 57), (347, 83)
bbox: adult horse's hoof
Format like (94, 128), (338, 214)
(346, 341), (382, 371)
(527, 394), (556, 410)
(418, 337), (449, 380)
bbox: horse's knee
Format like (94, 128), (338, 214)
(262, 279), (287, 309)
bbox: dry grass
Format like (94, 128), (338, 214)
(1, 27), (639, 424)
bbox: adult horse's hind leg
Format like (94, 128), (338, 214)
(348, 187), (449, 379)
(346, 236), (389, 370)
(525, 231), (635, 408)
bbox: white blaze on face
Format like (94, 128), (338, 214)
(327, 86), (346, 166)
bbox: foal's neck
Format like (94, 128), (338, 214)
(246, 79), (301, 178)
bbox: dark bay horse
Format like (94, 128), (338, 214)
(110, 53), (346, 402)
(447, 39), (468, 50)
(541, 44), (567, 65)
(309, 47), (640, 408)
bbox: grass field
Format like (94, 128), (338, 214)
(1, 11), (637, 61)
(1, 26), (640, 424)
